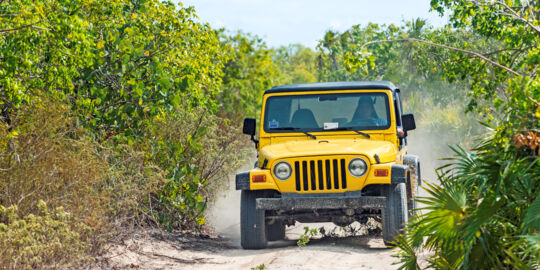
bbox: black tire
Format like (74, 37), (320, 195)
(240, 190), (267, 249)
(408, 197), (417, 219)
(404, 156), (421, 219)
(266, 221), (285, 241)
(382, 183), (408, 247)
(407, 164), (419, 219)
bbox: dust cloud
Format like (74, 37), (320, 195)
(407, 130), (455, 185)
(206, 157), (256, 244)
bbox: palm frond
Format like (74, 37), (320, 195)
(394, 235), (421, 270)
(397, 133), (539, 269)
(519, 234), (540, 265)
(505, 234), (540, 269)
(523, 193), (540, 234)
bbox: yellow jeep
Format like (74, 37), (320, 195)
(237, 81), (420, 249)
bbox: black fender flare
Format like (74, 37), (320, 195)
(236, 171), (250, 190)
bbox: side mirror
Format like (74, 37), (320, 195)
(402, 114), (416, 131)
(243, 118), (258, 149)
(242, 118), (256, 136)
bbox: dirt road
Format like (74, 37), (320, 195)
(105, 186), (403, 270)
(105, 224), (401, 270)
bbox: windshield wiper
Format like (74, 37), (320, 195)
(330, 127), (371, 139)
(352, 130), (371, 139)
(269, 127), (317, 140)
(301, 131), (317, 140)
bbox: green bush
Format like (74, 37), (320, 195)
(0, 0), (230, 136)
(147, 106), (248, 230)
(395, 140), (539, 269)
(314, 22), (485, 153)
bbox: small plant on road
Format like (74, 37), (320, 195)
(251, 263), (266, 270)
(297, 226), (319, 247)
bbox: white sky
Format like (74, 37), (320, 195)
(178, 0), (448, 48)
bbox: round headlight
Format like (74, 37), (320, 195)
(348, 158), (367, 177)
(273, 161), (292, 180)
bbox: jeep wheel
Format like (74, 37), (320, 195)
(241, 190), (267, 249)
(407, 168), (419, 219)
(382, 183), (408, 247)
(266, 221), (285, 241)
(404, 156), (421, 219)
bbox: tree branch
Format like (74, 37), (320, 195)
(529, 96), (540, 107)
(495, 1), (540, 36)
(0, 24), (51, 34)
(468, 1), (540, 36)
(0, 24), (33, 33)
(361, 38), (521, 76)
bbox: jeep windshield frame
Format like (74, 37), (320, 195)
(263, 92), (391, 134)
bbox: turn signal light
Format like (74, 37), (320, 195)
(374, 169), (389, 177)
(252, 174), (266, 183)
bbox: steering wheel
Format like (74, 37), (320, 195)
(349, 118), (377, 126)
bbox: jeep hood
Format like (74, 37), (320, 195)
(260, 139), (397, 164)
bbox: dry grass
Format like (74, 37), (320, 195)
(0, 98), (107, 225)
(0, 202), (92, 268)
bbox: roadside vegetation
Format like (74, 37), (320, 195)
(312, 1), (539, 267)
(0, 0), (269, 267)
(391, 2), (540, 268)
(0, 0), (537, 268)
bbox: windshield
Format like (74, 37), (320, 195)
(263, 92), (391, 132)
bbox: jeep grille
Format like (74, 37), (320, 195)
(294, 159), (347, 191)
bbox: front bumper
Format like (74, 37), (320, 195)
(256, 195), (386, 210)
(235, 164), (409, 191)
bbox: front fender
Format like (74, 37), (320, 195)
(235, 169), (279, 191)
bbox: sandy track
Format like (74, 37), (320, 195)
(104, 182), (401, 269)
(100, 167), (404, 270)
(105, 188), (401, 270)
(104, 225), (400, 270)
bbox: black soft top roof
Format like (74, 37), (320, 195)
(264, 81), (399, 94)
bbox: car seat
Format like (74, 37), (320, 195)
(290, 109), (318, 129)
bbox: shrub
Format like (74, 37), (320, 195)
(147, 106), (247, 230)
(99, 143), (166, 229)
(395, 138), (540, 269)
(0, 96), (167, 265)
(0, 97), (109, 231)
(297, 226), (319, 247)
(0, 201), (91, 269)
